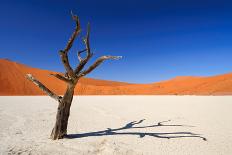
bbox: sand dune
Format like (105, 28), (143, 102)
(0, 59), (232, 95)
(1, 96), (232, 154)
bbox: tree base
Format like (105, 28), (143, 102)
(50, 84), (74, 140)
(50, 127), (67, 140)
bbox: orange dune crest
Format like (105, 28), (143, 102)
(0, 59), (232, 95)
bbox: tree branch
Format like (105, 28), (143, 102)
(64, 11), (81, 53)
(50, 73), (71, 84)
(59, 51), (75, 77)
(78, 56), (122, 77)
(77, 49), (87, 62)
(26, 74), (61, 101)
(84, 23), (91, 56)
(60, 11), (81, 78)
(74, 53), (93, 74)
(74, 23), (93, 74)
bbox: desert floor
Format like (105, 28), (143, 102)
(0, 96), (232, 155)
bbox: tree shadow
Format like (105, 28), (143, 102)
(66, 119), (207, 141)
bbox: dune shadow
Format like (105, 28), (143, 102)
(66, 119), (207, 141)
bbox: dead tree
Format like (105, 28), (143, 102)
(26, 12), (121, 140)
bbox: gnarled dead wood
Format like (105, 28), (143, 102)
(26, 11), (121, 140)
(60, 11), (81, 78)
(59, 51), (75, 78)
(64, 11), (81, 53)
(26, 74), (61, 101)
(50, 73), (71, 83)
(78, 56), (122, 78)
(74, 23), (93, 74)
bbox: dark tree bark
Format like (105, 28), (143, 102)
(26, 12), (121, 140)
(50, 84), (75, 139)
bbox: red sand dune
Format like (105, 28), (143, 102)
(0, 59), (232, 95)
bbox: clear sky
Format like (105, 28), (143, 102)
(0, 0), (232, 83)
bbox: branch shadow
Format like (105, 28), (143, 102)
(66, 119), (207, 141)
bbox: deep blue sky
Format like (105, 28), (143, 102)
(0, 0), (232, 83)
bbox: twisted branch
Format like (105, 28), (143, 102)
(74, 23), (93, 74)
(64, 11), (81, 53)
(78, 56), (122, 77)
(60, 11), (81, 78)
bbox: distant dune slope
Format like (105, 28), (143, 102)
(0, 59), (232, 95)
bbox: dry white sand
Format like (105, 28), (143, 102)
(0, 96), (232, 155)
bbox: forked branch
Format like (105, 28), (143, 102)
(25, 12), (122, 140)
(77, 49), (87, 62)
(60, 11), (81, 78)
(75, 23), (93, 74)
(26, 74), (61, 101)
(78, 56), (122, 77)
(59, 51), (75, 77)
(50, 73), (71, 83)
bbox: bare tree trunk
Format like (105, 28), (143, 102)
(26, 12), (121, 140)
(50, 84), (75, 140)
